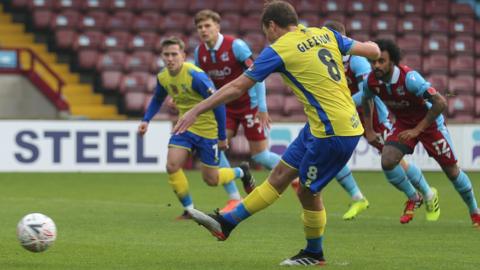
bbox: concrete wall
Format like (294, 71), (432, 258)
(0, 75), (58, 119)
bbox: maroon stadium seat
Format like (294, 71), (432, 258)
(185, 35), (201, 54)
(283, 96), (304, 116)
(101, 31), (130, 51)
(128, 32), (158, 52)
(397, 35), (422, 54)
(53, 0), (82, 11)
(134, 0), (163, 13)
(107, 0), (136, 12)
(78, 11), (107, 32)
(243, 0), (266, 14)
(476, 21), (480, 38)
(448, 75), (475, 95)
(101, 71), (123, 92)
(266, 94), (285, 115)
(216, 1), (242, 13)
(447, 95), (474, 120)
(476, 78), (480, 96)
(346, 15), (371, 34)
(50, 10), (80, 30)
(426, 74), (448, 93)
(220, 13), (241, 33)
(423, 35), (449, 55)
(372, 0), (397, 15)
(295, 0), (321, 15)
(424, 0), (449, 17)
(54, 29), (76, 50)
(475, 41), (480, 56)
(77, 49), (99, 70)
(12, 0), (29, 10)
(299, 13), (320, 28)
(476, 59), (480, 76)
(119, 72), (151, 94)
(159, 12), (188, 33)
(401, 54), (422, 72)
(188, 0), (217, 14)
(397, 16), (423, 36)
(28, 0), (53, 10)
(124, 92), (147, 113)
(124, 51), (154, 72)
(132, 12), (159, 33)
(265, 73), (287, 95)
(449, 56), (474, 75)
(105, 11), (134, 32)
(398, 0), (423, 16)
(476, 97), (480, 118)
(346, 0), (372, 15)
(450, 2), (475, 18)
(449, 35), (474, 56)
(422, 55), (449, 75)
(33, 10), (53, 30)
(73, 31), (103, 51)
(243, 32), (266, 55)
(319, 14), (346, 26)
(96, 51), (126, 72)
(371, 16), (397, 35)
(450, 18), (475, 36)
(319, 0), (346, 14)
(239, 14), (262, 34)
(162, 0), (189, 12)
(424, 17), (450, 35)
(80, 0), (109, 12)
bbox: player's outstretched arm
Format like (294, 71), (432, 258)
(350, 41), (381, 61)
(173, 74), (256, 134)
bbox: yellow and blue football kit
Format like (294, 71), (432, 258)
(143, 62), (226, 167)
(245, 24), (363, 192)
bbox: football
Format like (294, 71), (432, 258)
(16, 213), (57, 252)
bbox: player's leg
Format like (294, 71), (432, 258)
(188, 123), (311, 240)
(423, 126), (479, 226)
(280, 132), (360, 266)
(336, 165), (369, 220)
(400, 159), (439, 221)
(382, 144), (423, 224)
(218, 121), (243, 207)
(196, 136), (252, 193)
(166, 141), (193, 220)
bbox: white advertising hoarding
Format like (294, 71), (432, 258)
(0, 121), (478, 172)
(0, 121), (170, 172)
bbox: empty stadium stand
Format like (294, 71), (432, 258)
(2, 0), (479, 123)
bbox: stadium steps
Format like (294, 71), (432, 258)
(0, 7), (126, 120)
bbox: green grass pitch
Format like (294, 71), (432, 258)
(0, 171), (479, 269)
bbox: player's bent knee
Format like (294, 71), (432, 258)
(381, 157), (397, 171)
(202, 174), (218, 186)
(166, 163), (181, 174)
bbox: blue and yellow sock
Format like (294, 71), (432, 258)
(218, 168), (242, 201)
(303, 209), (326, 254)
(384, 165), (417, 200)
(168, 169), (193, 208)
(252, 150), (281, 170)
(405, 163), (433, 199)
(222, 180), (280, 225)
(218, 151), (242, 200)
(452, 171), (479, 214)
(336, 165), (363, 200)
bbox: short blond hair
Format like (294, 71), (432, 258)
(194, 9), (221, 26)
(160, 36), (185, 51)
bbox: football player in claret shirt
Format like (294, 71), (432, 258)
(138, 37), (255, 220)
(193, 9), (282, 211)
(174, 1), (381, 265)
(362, 39), (480, 227)
(325, 21), (438, 224)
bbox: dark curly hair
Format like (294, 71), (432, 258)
(374, 39), (401, 65)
